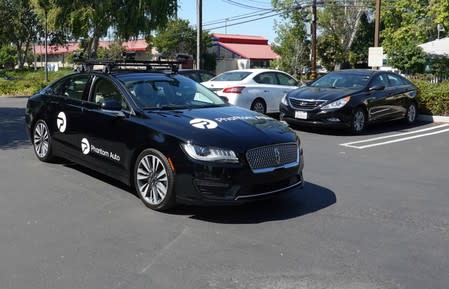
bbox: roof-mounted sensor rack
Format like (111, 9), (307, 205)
(73, 51), (185, 74)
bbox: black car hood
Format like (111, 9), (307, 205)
(142, 106), (296, 151)
(288, 86), (360, 101)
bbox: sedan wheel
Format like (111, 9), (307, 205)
(33, 120), (54, 162)
(405, 103), (417, 124)
(251, 99), (266, 114)
(351, 108), (366, 134)
(134, 149), (175, 211)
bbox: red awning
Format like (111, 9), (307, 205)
(219, 42), (279, 60)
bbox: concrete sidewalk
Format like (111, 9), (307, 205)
(418, 114), (449, 123)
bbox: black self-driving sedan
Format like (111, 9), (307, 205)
(26, 64), (304, 211)
(279, 69), (418, 134)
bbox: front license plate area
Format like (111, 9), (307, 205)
(295, 111), (308, 119)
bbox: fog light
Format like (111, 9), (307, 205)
(327, 117), (340, 122)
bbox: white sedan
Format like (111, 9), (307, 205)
(201, 69), (299, 114)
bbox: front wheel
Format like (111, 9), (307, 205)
(251, 99), (266, 114)
(404, 102), (417, 124)
(32, 120), (54, 162)
(350, 108), (366, 134)
(134, 149), (176, 211)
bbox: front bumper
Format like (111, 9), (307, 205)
(279, 103), (353, 129)
(173, 149), (304, 205)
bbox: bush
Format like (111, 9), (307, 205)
(0, 68), (73, 96)
(412, 79), (449, 116)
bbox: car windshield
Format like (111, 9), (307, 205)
(122, 76), (227, 110)
(311, 73), (370, 89)
(210, 71), (251, 81)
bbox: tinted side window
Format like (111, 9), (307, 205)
(387, 73), (406, 86)
(370, 74), (388, 88)
(277, 72), (297, 86)
(54, 75), (90, 100)
(92, 78), (129, 110)
(254, 72), (278, 85)
(184, 72), (200, 82)
(199, 72), (214, 82)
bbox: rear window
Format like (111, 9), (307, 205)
(211, 71), (251, 81)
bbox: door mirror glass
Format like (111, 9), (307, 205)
(101, 99), (122, 111)
(369, 85), (385, 91)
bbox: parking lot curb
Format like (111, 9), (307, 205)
(418, 114), (449, 123)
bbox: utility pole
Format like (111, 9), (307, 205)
(311, 0), (317, 79)
(374, 0), (381, 47)
(196, 0), (202, 69)
(44, 8), (48, 82)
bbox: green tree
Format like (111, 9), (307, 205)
(348, 13), (374, 68)
(32, 0), (177, 58)
(388, 43), (426, 74)
(152, 19), (212, 67)
(429, 0), (449, 35)
(0, 0), (41, 69)
(152, 19), (196, 58)
(381, 0), (431, 74)
(317, 0), (369, 70)
(271, 0), (310, 77)
(0, 45), (17, 69)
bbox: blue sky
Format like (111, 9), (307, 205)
(177, 0), (281, 43)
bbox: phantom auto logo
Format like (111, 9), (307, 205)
(81, 138), (90, 155)
(190, 118), (218, 129)
(57, 112), (67, 133)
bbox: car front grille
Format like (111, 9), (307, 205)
(289, 98), (326, 110)
(246, 143), (298, 172)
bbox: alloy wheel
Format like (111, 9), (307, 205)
(407, 103), (417, 123)
(33, 121), (50, 159)
(136, 154), (169, 205)
(353, 109), (366, 133)
(252, 101), (266, 114)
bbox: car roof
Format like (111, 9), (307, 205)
(330, 69), (380, 76)
(223, 68), (288, 74)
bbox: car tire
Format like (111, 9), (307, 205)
(134, 149), (176, 211)
(251, 99), (266, 114)
(32, 120), (54, 162)
(403, 102), (417, 124)
(350, 107), (366, 134)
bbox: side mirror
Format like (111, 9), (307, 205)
(101, 99), (122, 111)
(101, 99), (125, 117)
(369, 85), (385, 91)
(219, 96), (229, 103)
(304, 80), (314, 86)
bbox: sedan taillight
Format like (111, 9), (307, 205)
(222, 86), (245, 94)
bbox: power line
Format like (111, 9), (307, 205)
(203, 10), (275, 26)
(207, 11), (283, 30)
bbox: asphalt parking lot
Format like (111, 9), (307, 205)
(1, 97), (448, 289)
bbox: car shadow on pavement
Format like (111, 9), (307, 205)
(172, 182), (336, 224)
(0, 107), (30, 149)
(291, 119), (433, 136)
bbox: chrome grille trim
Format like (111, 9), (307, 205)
(246, 143), (299, 174)
(289, 98), (326, 110)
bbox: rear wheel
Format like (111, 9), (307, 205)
(251, 99), (266, 114)
(350, 108), (366, 134)
(32, 120), (54, 162)
(134, 149), (175, 211)
(404, 102), (417, 124)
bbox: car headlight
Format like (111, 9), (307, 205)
(321, 96), (351, 110)
(181, 143), (239, 163)
(281, 94), (289, 106)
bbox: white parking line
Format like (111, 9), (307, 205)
(340, 124), (449, 149)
